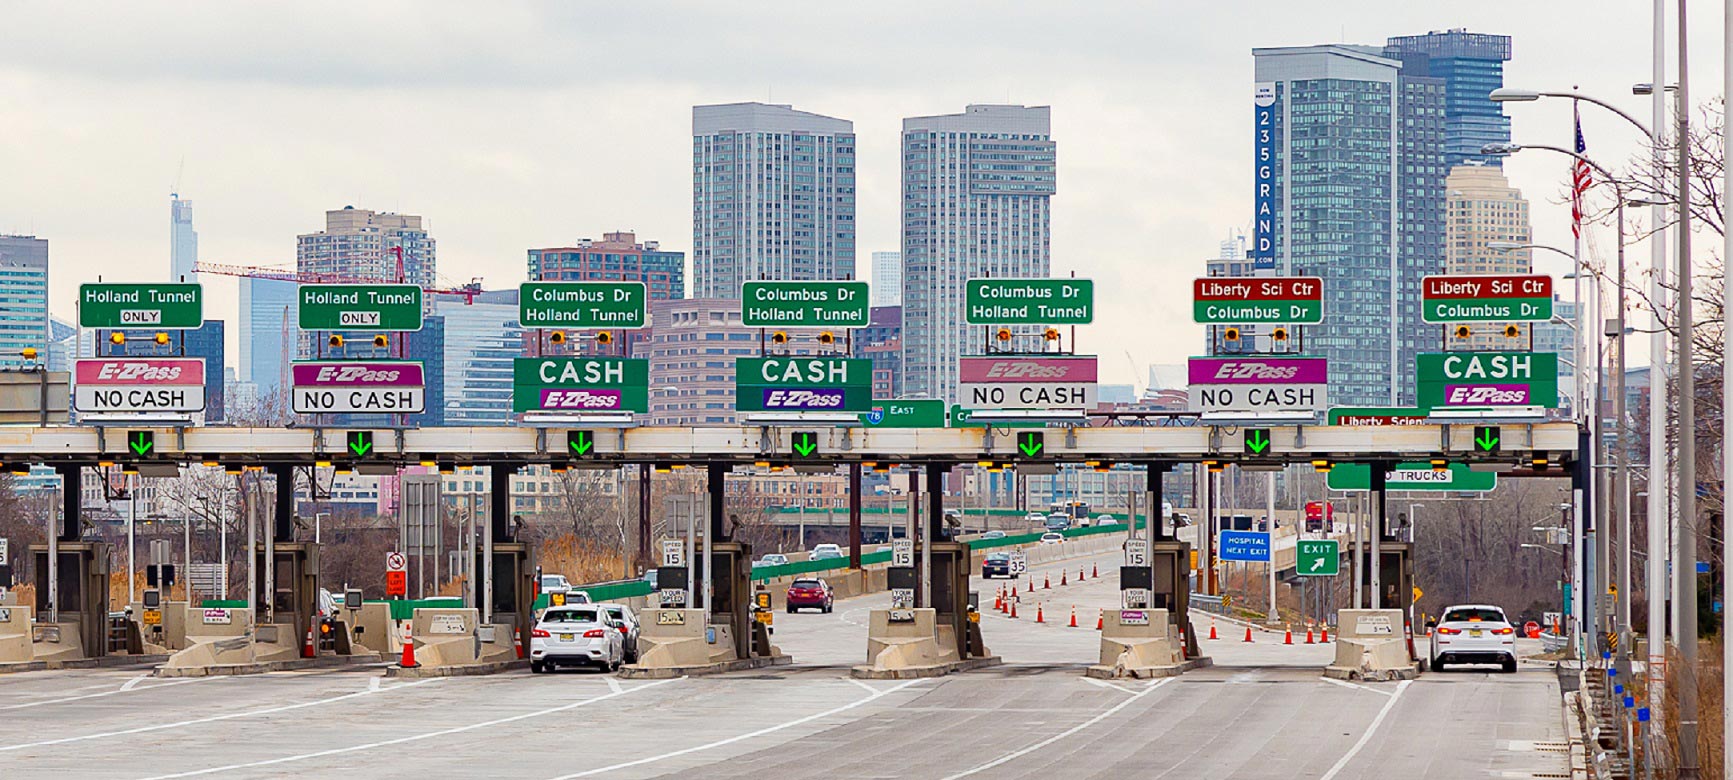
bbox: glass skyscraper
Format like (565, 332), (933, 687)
(1383, 30), (1513, 168)
(1252, 46), (1445, 407)
(900, 105), (1057, 403)
(691, 103), (856, 298)
(432, 290), (521, 426)
(238, 276), (298, 400)
(170, 195), (198, 282)
(0, 235), (50, 368)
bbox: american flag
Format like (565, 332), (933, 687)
(1571, 110), (1592, 238)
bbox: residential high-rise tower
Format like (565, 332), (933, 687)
(1444, 163), (1532, 350)
(1383, 30), (1513, 168)
(0, 235), (50, 368)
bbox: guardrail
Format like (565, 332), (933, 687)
(1190, 593), (1227, 616)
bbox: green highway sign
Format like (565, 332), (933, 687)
(734, 357), (873, 413)
(860, 399), (947, 428)
(566, 430), (595, 456)
(1016, 431), (1046, 459)
(791, 431), (820, 458)
(1297, 540), (1340, 577)
(299, 284), (423, 331)
(1192, 277), (1324, 324)
(741, 281), (870, 328)
(948, 405), (1045, 429)
(1243, 428), (1272, 455)
(965, 279), (1093, 325)
(1416, 352), (1559, 409)
(128, 430), (155, 456)
(1421, 274), (1554, 323)
(1328, 407), (1430, 426)
(346, 431), (375, 458)
(79, 283), (204, 329)
(1326, 462), (1497, 492)
(1473, 425), (1501, 453)
(520, 282), (647, 329)
(513, 357), (649, 414)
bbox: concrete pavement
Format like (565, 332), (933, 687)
(0, 544), (1568, 779)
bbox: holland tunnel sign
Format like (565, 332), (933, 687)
(291, 361), (425, 414)
(734, 357), (873, 413)
(1187, 356), (1328, 414)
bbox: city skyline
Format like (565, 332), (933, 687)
(0, 3), (1699, 383)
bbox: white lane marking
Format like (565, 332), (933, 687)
(846, 677), (881, 696)
(0, 676), (213, 711)
(552, 678), (925, 779)
(605, 676), (623, 694)
(1080, 677), (1139, 696)
(0, 678), (437, 752)
(1321, 677), (1392, 696)
(368, 676), (382, 692)
(132, 678), (681, 780)
(945, 677), (1175, 779)
(1317, 679), (1412, 780)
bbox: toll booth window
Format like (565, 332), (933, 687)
(542, 609), (600, 624)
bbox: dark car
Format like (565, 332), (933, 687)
(981, 551), (1015, 579)
(785, 578), (833, 613)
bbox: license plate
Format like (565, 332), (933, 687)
(559, 633), (574, 641)
(1470, 630), (1482, 637)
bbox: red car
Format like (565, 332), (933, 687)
(785, 578), (834, 613)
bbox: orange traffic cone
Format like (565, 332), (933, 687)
(1027, 579), (1034, 593)
(1010, 600), (1018, 619)
(1321, 626), (1330, 642)
(1243, 627), (1254, 643)
(1061, 571), (1068, 586)
(1092, 564), (1098, 578)
(1305, 627), (1315, 644)
(1080, 566), (1086, 581)
(1036, 605), (1045, 624)
(399, 621), (419, 668)
(1209, 621), (1218, 640)
(1096, 611), (1104, 630)
(1069, 606), (1078, 628)
(302, 622), (316, 658)
(514, 630), (525, 659)
(1284, 628), (1294, 645)
(1043, 574), (1051, 590)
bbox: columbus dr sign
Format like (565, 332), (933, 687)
(1192, 277), (1323, 324)
(741, 281), (869, 328)
(1420, 274), (1553, 323)
(964, 279), (1093, 325)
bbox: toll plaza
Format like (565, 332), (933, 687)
(0, 419), (1580, 679)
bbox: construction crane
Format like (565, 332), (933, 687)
(194, 258), (485, 303)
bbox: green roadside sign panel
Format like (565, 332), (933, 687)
(948, 405), (1045, 428)
(1326, 462), (1497, 492)
(1297, 540), (1340, 576)
(1328, 407), (1430, 426)
(1415, 352), (1559, 409)
(965, 279), (1093, 325)
(860, 399), (946, 428)
(299, 284), (423, 331)
(741, 281), (870, 328)
(79, 283), (204, 329)
(1192, 277), (1324, 324)
(735, 357), (873, 413)
(1421, 274), (1554, 323)
(519, 282), (646, 329)
(512, 357), (649, 414)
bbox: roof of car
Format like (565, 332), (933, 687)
(1441, 604), (1505, 611)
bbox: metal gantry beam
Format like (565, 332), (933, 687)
(0, 423), (1582, 466)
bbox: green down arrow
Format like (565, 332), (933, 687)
(570, 433), (594, 455)
(1475, 428), (1500, 452)
(1246, 430), (1271, 454)
(349, 436), (373, 457)
(129, 432), (153, 456)
(792, 434), (817, 457)
(1018, 437), (1043, 457)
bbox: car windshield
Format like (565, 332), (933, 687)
(1442, 608), (1507, 624)
(542, 608), (600, 624)
(791, 580), (822, 589)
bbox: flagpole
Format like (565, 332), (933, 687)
(1569, 101), (1593, 661)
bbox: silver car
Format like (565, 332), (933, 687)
(600, 603), (641, 663)
(530, 606), (623, 673)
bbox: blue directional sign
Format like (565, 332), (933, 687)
(1218, 530), (1271, 563)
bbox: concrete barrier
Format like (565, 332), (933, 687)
(1087, 608), (1208, 679)
(129, 600), (189, 652)
(0, 603), (34, 664)
(347, 602), (395, 655)
(1325, 609), (1418, 681)
(407, 609), (481, 668)
(31, 621), (86, 663)
(851, 609), (1000, 679)
(619, 608), (789, 678)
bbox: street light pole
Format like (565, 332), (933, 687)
(1671, 0), (1702, 773)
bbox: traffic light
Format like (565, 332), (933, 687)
(1430, 458), (1449, 472)
(1205, 460), (1225, 473)
(791, 431), (819, 458)
(126, 431), (155, 457)
(328, 334), (344, 348)
(1504, 324), (1521, 338)
(566, 430), (595, 457)
(1311, 459), (1333, 473)
(1454, 325), (1471, 340)
(1015, 431), (1045, 459)
(1272, 327), (1288, 342)
(771, 331), (789, 345)
(1473, 425), (1501, 453)
(1243, 429), (1271, 455)
(345, 431), (375, 459)
(372, 334), (388, 348)
(1043, 327), (1060, 341)
(153, 332), (170, 346)
(817, 331), (835, 345)
(1223, 327), (1241, 342)
(19, 347), (36, 361)
(109, 332), (126, 345)
(549, 331), (567, 345)
(1531, 452), (1551, 472)
(596, 331), (613, 345)
(996, 327), (1012, 342)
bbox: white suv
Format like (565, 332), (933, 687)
(1429, 604), (1518, 673)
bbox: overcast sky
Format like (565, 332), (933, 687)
(1, 1), (1722, 388)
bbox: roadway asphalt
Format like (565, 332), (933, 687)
(0, 544), (1568, 779)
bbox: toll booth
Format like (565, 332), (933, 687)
(927, 541), (986, 660)
(476, 541), (535, 652)
(703, 541), (762, 660)
(1354, 541), (1415, 617)
(1120, 540), (1197, 657)
(30, 541), (113, 658)
(252, 542), (320, 638)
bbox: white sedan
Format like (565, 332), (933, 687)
(1429, 604), (1518, 673)
(530, 605), (624, 673)
(1039, 532), (1064, 545)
